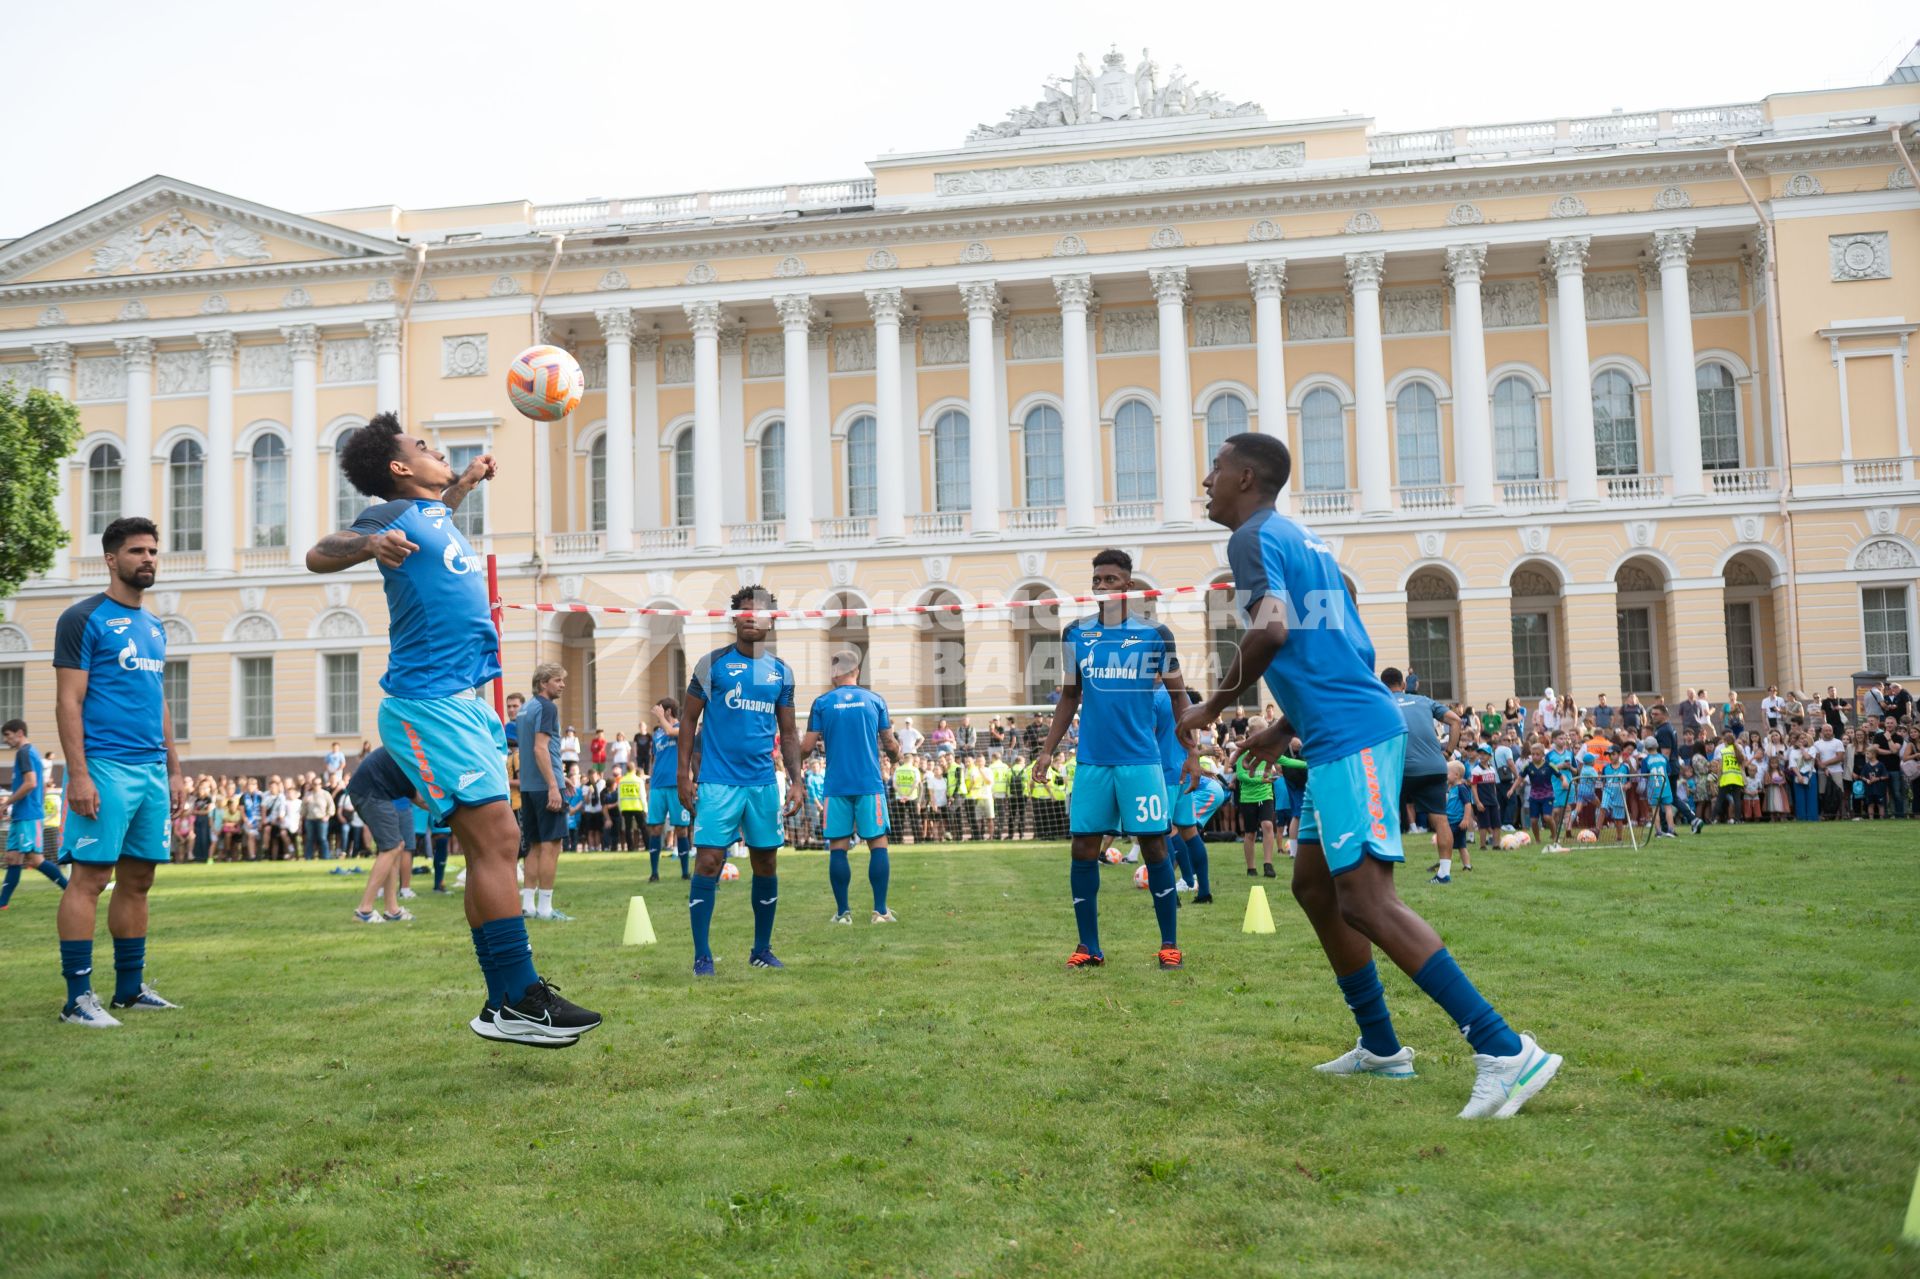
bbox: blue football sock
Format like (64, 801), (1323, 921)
(688, 873), (718, 959)
(1169, 837), (1192, 883)
(1335, 959), (1401, 1056)
(1412, 947), (1522, 1058)
(480, 916), (539, 1005)
(647, 835), (661, 878)
(38, 861), (67, 888)
(1070, 858), (1101, 954)
(677, 836), (692, 877)
(432, 845), (447, 889)
(1146, 857), (1179, 948)
(0, 864), (20, 906)
(868, 844), (890, 914)
(1186, 834), (1211, 897)
(751, 875), (779, 953)
(470, 926), (501, 1006)
(60, 938), (93, 1005)
(828, 848), (852, 914)
(112, 936), (145, 1003)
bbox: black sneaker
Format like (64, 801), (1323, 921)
(1691, 818), (1705, 834)
(1246, 868), (1258, 877)
(1193, 893), (1213, 904)
(470, 1002), (577, 1048)
(1262, 863), (1277, 878)
(648, 874), (660, 883)
(494, 980), (602, 1041)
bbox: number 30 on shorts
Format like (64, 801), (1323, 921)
(1134, 793), (1165, 822)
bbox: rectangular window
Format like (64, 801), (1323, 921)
(1407, 615), (1455, 702)
(163, 660), (190, 741)
(0, 667), (23, 726)
(447, 443), (486, 539)
(239, 656), (274, 738)
(1724, 601), (1758, 689)
(1617, 608), (1656, 694)
(1864, 586), (1913, 677)
(324, 653), (359, 736)
(1511, 612), (1552, 699)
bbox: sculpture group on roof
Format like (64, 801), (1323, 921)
(969, 47), (1263, 141)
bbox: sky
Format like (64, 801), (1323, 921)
(4, 0), (1915, 236)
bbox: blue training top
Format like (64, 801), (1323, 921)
(11, 742), (45, 822)
(1151, 684), (1188, 786)
(350, 498), (501, 698)
(650, 726), (679, 786)
(1062, 613), (1177, 767)
(806, 684), (891, 797)
(52, 593), (168, 764)
(1225, 508), (1405, 762)
(515, 694), (562, 793)
(687, 644), (795, 787)
(1392, 691), (1451, 776)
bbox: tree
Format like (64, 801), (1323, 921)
(0, 379), (82, 599)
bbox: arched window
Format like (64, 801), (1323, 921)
(1492, 376), (1541, 481)
(334, 457), (367, 530)
(1299, 388), (1346, 491)
(1394, 383), (1442, 486)
(757, 420), (785, 521)
(588, 434), (608, 532)
(671, 430), (694, 526)
(1205, 392), (1249, 460)
(168, 440), (204, 552)
(1591, 369), (1639, 476)
(933, 409), (970, 512)
(87, 444), (123, 535)
(845, 414), (877, 517)
(1697, 362), (1740, 470)
(1113, 399), (1157, 502)
(1022, 404), (1063, 507)
(249, 435), (288, 547)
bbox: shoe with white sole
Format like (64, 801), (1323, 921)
(831, 910), (853, 925)
(871, 910), (897, 924)
(470, 1003), (577, 1048)
(354, 909), (384, 924)
(1458, 1033), (1562, 1119)
(1314, 1037), (1417, 1079)
(397, 887), (418, 901)
(381, 907), (414, 922)
(61, 992), (122, 1027)
(110, 983), (181, 1011)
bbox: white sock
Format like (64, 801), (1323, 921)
(536, 888), (553, 916)
(521, 887), (535, 912)
(1438, 857), (1452, 877)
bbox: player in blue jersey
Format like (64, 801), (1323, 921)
(646, 698), (690, 881)
(308, 413), (598, 1046)
(678, 586), (804, 975)
(1034, 550), (1198, 971)
(1155, 687), (1222, 903)
(1184, 433), (1561, 1119)
(799, 649), (902, 925)
(51, 517), (182, 1026)
(3, 719), (68, 908)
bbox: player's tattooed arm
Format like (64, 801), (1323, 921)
(440, 452), (496, 511)
(305, 527), (417, 572)
(879, 727), (902, 765)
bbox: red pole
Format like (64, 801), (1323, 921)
(487, 552), (506, 723)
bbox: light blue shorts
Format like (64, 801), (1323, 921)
(8, 817), (44, 853)
(1298, 735), (1406, 876)
(1069, 762), (1169, 836)
(693, 782), (782, 849)
(60, 758), (170, 864)
(378, 694), (510, 824)
(824, 793), (890, 843)
(648, 774), (690, 827)
(1172, 776), (1227, 829)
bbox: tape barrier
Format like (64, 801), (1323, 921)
(491, 582), (1239, 621)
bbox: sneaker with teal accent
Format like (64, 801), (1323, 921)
(831, 911), (853, 926)
(1314, 1038), (1417, 1079)
(1458, 1032), (1562, 1119)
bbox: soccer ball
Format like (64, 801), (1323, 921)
(718, 862), (740, 881)
(506, 344), (585, 421)
(1103, 847), (1124, 865)
(1133, 864), (1149, 889)
(1576, 829), (1598, 844)
(1516, 831), (1533, 846)
(1498, 832), (1522, 850)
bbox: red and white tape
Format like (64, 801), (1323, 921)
(491, 582), (1238, 621)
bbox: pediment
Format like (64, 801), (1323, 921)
(0, 175), (403, 286)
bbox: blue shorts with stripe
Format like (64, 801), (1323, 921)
(823, 793), (890, 842)
(8, 818), (43, 854)
(60, 758), (170, 864)
(377, 693), (510, 824)
(1171, 775), (1227, 828)
(1297, 735), (1406, 876)
(1069, 762), (1170, 836)
(647, 775), (690, 827)
(692, 782), (783, 849)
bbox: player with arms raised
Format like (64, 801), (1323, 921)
(799, 648), (901, 925)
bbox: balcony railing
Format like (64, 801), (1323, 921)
(239, 546), (290, 570)
(1368, 102), (1766, 166)
(1003, 506), (1062, 533)
(909, 512), (968, 540)
(1297, 489), (1355, 518)
(548, 531), (604, 557)
(724, 521), (784, 548)
(531, 178), (876, 231)
(1846, 458), (1910, 487)
(1500, 479), (1561, 509)
(1603, 473), (1668, 504)
(636, 527), (692, 552)
(1707, 466), (1777, 496)
(1394, 484), (1457, 512)
(1097, 501), (1159, 529)
(816, 517), (871, 544)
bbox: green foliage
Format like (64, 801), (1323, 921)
(0, 380), (81, 598)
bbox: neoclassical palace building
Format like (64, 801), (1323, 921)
(3, 49), (1918, 769)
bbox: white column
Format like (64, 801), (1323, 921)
(685, 301), (723, 552)
(1547, 236), (1600, 507)
(632, 332), (661, 533)
(596, 307), (635, 552)
(1654, 227), (1706, 502)
(959, 281), (1002, 537)
(718, 323), (746, 525)
(1445, 243), (1496, 513)
(992, 308), (1013, 519)
(867, 288), (907, 543)
(198, 331), (237, 571)
(898, 315), (923, 520)
(808, 318), (832, 523)
(1054, 273), (1098, 532)
(775, 294), (815, 546)
(116, 337), (155, 521)
(1248, 260), (1289, 515)
(1346, 252), (1392, 518)
(283, 324), (320, 556)
(1643, 264), (1670, 474)
(369, 319), (401, 415)
(1149, 266), (1196, 527)
(35, 343), (75, 578)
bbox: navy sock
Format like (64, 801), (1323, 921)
(0, 864), (19, 906)
(38, 861), (67, 888)
(112, 936), (146, 1003)
(647, 835), (661, 878)
(1169, 837), (1192, 883)
(1146, 857), (1179, 947)
(1186, 834), (1211, 897)
(689, 873), (718, 959)
(677, 837), (692, 877)
(432, 848), (447, 889)
(480, 916), (539, 1005)
(1336, 960), (1402, 1056)
(60, 938), (93, 1006)
(750, 875), (778, 953)
(470, 926), (501, 1006)
(828, 848), (852, 914)
(868, 844), (890, 915)
(1069, 858), (1101, 954)
(1412, 947), (1522, 1058)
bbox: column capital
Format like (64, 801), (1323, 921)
(774, 293), (814, 330)
(807, 317), (832, 350)
(115, 336), (155, 367)
(365, 318), (400, 355)
(1651, 226), (1696, 270)
(959, 280), (1000, 316)
(865, 287), (904, 324)
(1148, 265), (1189, 304)
(1344, 251), (1386, 292)
(31, 341), (74, 374)
(1546, 235), (1591, 278)
(1247, 258), (1287, 299)
(196, 330), (237, 364)
(717, 321), (746, 353)
(1052, 273), (1095, 310)
(1443, 242), (1488, 286)
(280, 324), (320, 359)
(632, 330), (661, 356)
(898, 313), (922, 341)
(595, 307), (636, 342)
(683, 300), (723, 336)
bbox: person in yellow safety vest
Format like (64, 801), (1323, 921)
(988, 754), (1013, 838)
(1008, 755), (1032, 839)
(967, 755), (994, 839)
(892, 756), (921, 843)
(947, 757), (971, 841)
(1714, 730), (1747, 825)
(617, 766), (648, 869)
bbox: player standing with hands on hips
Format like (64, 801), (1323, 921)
(799, 648), (902, 925)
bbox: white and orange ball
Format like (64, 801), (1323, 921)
(719, 862), (740, 881)
(506, 344), (585, 421)
(1103, 847), (1124, 865)
(1133, 864), (1149, 889)
(1577, 829), (1599, 844)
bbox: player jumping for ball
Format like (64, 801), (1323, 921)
(1183, 434), (1561, 1119)
(309, 413), (599, 1047)
(1035, 550), (1198, 970)
(798, 648), (902, 925)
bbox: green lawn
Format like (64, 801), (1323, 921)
(1, 826), (1916, 1278)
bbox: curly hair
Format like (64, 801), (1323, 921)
(339, 411), (406, 499)
(730, 585), (776, 612)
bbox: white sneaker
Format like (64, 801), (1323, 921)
(398, 887), (418, 901)
(871, 910), (898, 924)
(1458, 1033), (1562, 1119)
(61, 992), (122, 1027)
(831, 911), (853, 925)
(355, 909), (385, 924)
(454, 870), (468, 887)
(374, 887), (385, 900)
(1175, 879), (1196, 893)
(111, 983), (181, 1011)
(382, 907), (415, 922)
(1314, 1037), (1416, 1079)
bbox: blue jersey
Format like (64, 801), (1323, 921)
(688, 644), (795, 787)
(1392, 692), (1450, 776)
(1151, 685), (1188, 786)
(1225, 508), (1405, 762)
(1445, 782), (1468, 824)
(805, 772), (826, 805)
(350, 498), (500, 698)
(516, 695), (562, 792)
(1547, 749), (1574, 797)
(10, 743), (44, 821)
(650, 726), (679, 784)
(52, 593), (168, 764)
(1602, 761), (1631, 803)
(806, 684), (891, 796)
(1062, 613), (1177, 767)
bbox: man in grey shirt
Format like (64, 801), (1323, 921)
(516, 663), (570, 921)
(1382, 667), (1464, 883)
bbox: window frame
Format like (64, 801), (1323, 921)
(320, 651), (360, 736)
(845, 413), (878, 518)
(1298, 387), (1347, 492)
(587, 434), (608, 532)
(1491, 376), (1542, 482)
(1696, 361), (1743, 471)
(162, 658), (190, 742)
(86, 442), (124, 535)
(1591, 368), (1640, 477)
(234, 654), (275, 740)
(1862, 584), (1915, 679)
(1112, 399), (1158, 503)
(1510, 609), (1556, 700)
(756, 419), (786, 522)
(1203, 391), (1249, 461)
(671, 429), (695, 527)
(1021, 404), (1064, 509)
(1617, 606), (1658, 695)
(167, 438), (204, 553)
(1393, 381), (1443, 487)
(1407, 613), (1457, 702)
(932, 409), (971, 513)
(248, 432), (289, 548)
(0, 666), (24, 727)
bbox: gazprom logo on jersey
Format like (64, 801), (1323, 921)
(442, 542), (480, 575)
(723, 685), (778, 715)
(117, 639), (165, 674)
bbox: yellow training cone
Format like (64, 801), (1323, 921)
(1905, 1159), (1920, 1241)
(622, 895), (657, 946)
(1242, 885), (1276, 934)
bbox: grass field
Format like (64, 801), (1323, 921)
(1, 825), (1916, 1278)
